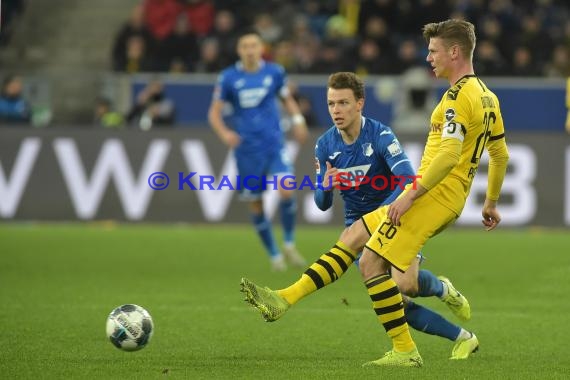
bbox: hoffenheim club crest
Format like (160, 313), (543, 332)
(362, 143), (374, 157)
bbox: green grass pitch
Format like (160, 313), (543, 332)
(1, 224), (569, 379)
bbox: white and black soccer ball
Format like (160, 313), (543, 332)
(106, 304), (154, 351)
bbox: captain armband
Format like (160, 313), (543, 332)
(442, 121), (465, 142)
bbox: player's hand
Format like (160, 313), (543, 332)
(482, 199), (501, 231)
(387, 192), (414, 226)
(322, 161), (340, 191)
(221, 129), (241, 148)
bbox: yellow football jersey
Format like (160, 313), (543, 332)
(417, 75), (506, 214)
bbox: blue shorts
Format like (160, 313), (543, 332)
(235, 148), (293, 200)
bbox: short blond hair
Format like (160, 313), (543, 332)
(422, 19), (476, 60)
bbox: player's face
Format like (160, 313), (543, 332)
(327, 88), (364, 131)
(426, 37), (453, 79)
(237, 34), (263, 66)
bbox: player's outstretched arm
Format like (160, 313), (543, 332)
(388, 138), (461, 226)
(282, 94), (309, 144)
(484, 132), (509, 231)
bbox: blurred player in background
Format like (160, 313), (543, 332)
(208, 29), (309, 271)
(242, 71), (477, 359)
(242, 19), (509, 367)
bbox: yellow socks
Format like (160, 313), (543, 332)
(278, 241), (357, 305)
(365, 274), (415, 352)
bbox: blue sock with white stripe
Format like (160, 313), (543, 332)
(251, 213), (279, 257)
(279, 197), (297, 245)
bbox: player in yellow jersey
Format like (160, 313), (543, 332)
(355, 19), (509, 367)
(241, 19), (509, 367)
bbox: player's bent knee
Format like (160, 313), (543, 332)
(397, 281), (419, 297)
(358, 251), (374, 279)
(392, 270), (419, 296)
(359, 250), (390, 279)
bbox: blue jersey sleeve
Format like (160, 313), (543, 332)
(214, 72), (231, 103)
(313, 139), (333, 211)
(274, 65), (289, 99)
(378, 129), (416, 205)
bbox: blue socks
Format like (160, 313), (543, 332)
(250, 197), (297, 258)
(417, 269), (444, 297)
(405, 301), (461, 341)
(408, 269), (460, 341)
(251, 213), (279, 258)
(279, 197), (297, 245)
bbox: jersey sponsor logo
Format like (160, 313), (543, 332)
(337, 164), (371, 187)
(238, 87), (269, 108)
(328, 151), (341, 160)
(445, 108), (456, 121)
(387, 140), (402, 157)
(430, 123), (442, 133)
(362, 143), (374, 157)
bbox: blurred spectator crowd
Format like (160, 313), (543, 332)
(112, 0), (570, 78)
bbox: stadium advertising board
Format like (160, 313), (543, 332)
(0, 128), (568, 227)
(128, 75), (567, 132)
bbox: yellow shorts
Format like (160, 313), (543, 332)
(361, 193), (458, 272)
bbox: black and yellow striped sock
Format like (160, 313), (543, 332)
(366, 274), (416, 352)
(278, 241), (357, 305)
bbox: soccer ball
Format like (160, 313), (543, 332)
(106, 304), (154, 351)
